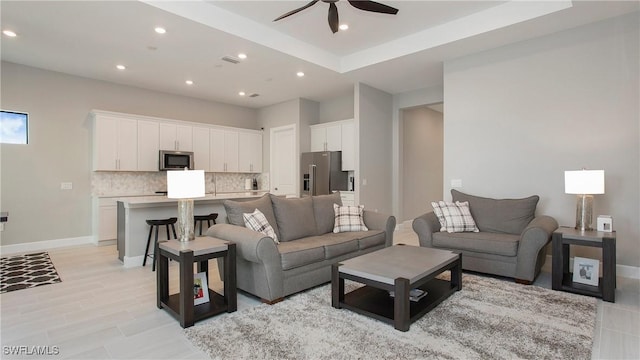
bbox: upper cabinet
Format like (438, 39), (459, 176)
(91, 110), (262, 173)
(310, 119), (354, 171)
(159, 123), (193, 151)
(239, 132), (262, 173)
(93, 113), (137, 171)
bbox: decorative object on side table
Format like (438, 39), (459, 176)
(597, 215), (613, 232)
(572, 257), (600, 286)
(564, 169), (604, 231)
(193, 272), (210, 305)
(167, 169), (205, 242)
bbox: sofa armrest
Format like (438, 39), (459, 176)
(515, 215), (559, 281)
(363, 210), (396, 247)
(206, 224), (281, 265)
(412, 212), (440, 248)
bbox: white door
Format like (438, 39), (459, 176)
(270, 124), (297, 196)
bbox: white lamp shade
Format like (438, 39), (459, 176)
(564, 170), (605, 194)
(167, 170), (205, 199)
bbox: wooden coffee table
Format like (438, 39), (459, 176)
(331, 244), (461, 331)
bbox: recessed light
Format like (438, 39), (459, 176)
(154, 27), (166, 34)
(296, 71), (305, 77)
(185, 80), (194, 85)
(239, 91), (246, 96)
(238, 53), (247, 60)
(116, 64), (126, 70)
(3, 30), (17, 37)
(339, 24), (349, 31)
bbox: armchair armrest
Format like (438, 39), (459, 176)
(412, 212), (441, 248)
(363, 211), (396, 247)
(206, 224), (280, 265)
(515, 215), (559, 281)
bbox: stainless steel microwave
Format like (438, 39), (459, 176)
(159, 150), (194, 171)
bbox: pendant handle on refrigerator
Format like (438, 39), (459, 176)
(309, 164), (316, 196)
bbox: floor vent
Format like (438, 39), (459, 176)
(221, 56), (240, 64)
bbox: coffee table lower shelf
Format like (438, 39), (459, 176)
(160, 289), (229, 323)
(341, 279), (456, 327)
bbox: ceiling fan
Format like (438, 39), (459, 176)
(274, 0), (399, 34)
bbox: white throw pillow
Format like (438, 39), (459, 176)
(333, 204), (368, 233)
(243, 208), (279, 244)
(431, 202), (447, 230)
(438, 201), (479, 233)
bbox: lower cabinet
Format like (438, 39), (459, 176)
(95, 198), (117, 244)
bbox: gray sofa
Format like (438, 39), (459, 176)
(412, 190), (558, 284)
(207, 193), (396, 303)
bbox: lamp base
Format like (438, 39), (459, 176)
(575, 194), (594, 232)
(177, 199), (195, 242)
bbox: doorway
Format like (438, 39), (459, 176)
(270, 124), (297, 196)
(401, 104), (443, 222)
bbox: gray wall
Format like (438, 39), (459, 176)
(443, 13), (639, 267)
(258, 98), (302, 172)
(0, 62), (258, 246)
(355, 83), (393, 214)
(318, 90), (354, 124)
(402, 107), (443, 222)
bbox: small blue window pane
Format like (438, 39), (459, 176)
(0, 110), (28, 144)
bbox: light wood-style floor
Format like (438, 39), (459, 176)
(1, 226), (638, 359)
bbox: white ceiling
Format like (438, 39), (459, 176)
(1, 1), (638, 108)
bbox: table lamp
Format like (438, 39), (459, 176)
(564, 169), (604, 232)
(167, 169), (205, 242)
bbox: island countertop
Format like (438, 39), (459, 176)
(117, 191), (268, 208)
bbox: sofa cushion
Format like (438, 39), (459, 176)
(224, 194), (280, 240)
(333, 204), (368, 233)
(300, 233), (360, 260)
(277, 238), (327, 270)
(357, 230), (386, 250)
(433, 232), (519, 257)
(313, 192), (343, 235)
(243, 208), (279, 244)
(451, 190), (539, 235)
(271, 195), (318, 242)
(437, 201), (479, 233)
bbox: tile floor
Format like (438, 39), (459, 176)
(1, 226), (638, 359)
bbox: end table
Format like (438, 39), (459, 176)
(551, 227), (616, 302)
(156, 236), (237, 328)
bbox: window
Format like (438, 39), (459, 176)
(0, 110), (28, 144)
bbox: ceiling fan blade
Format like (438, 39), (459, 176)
(347, 0), (398, 15)
(328, 2), (339, 33)
(274, 0), (319, 21)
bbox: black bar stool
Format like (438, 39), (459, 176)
(194, 213), (218, 236)
(144, 217), (177, 271)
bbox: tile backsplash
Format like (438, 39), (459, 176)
(92, 172), (269, 197)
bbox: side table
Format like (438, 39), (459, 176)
(156, 236), (237, 328)
(551, 227), (616, 302)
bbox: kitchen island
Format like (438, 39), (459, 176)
(117, 192), (266, 267)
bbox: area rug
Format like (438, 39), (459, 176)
(185, 274), (596, 360)
(0, 252), (61, 293)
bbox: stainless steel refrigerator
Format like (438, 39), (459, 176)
(301, 151), (348, 196)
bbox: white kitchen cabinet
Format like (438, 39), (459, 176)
(192, 126), (210, 171)
(340, 191), (355, 206)
(93, 114), (137, 171)
(238, 132), (262, 173)
(310, 123), (341, 152)
(210, 129), (239, 172)
(159, 123), (193, 151)
(340, 121), (355, 171)
(137, 120), (160, 171)
(96, 198), (117, 244)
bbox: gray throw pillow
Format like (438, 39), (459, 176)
(223, 194), (281, 240)
(451, 189), (538, 235)
(312, 192), (343, 235)
(270, 195), (317, 242)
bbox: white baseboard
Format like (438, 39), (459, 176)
(542, 255), (640, 280)
(0, 236), (94, 256)
(123, 255), (144, 268)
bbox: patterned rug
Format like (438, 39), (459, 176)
(0, 252), (62, 293)
(185, 273), (597, 360)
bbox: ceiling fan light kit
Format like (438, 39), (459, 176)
(274, 0), (398, 34)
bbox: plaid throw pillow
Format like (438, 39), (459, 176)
(243, 209), (279, 244)
(438, 201), (479, 233)
(333, 204), (368, 233)
(430, 202), (447, 229)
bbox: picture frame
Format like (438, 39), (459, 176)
(572, 257), (600, 286)
(193, 272), (210, 305)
